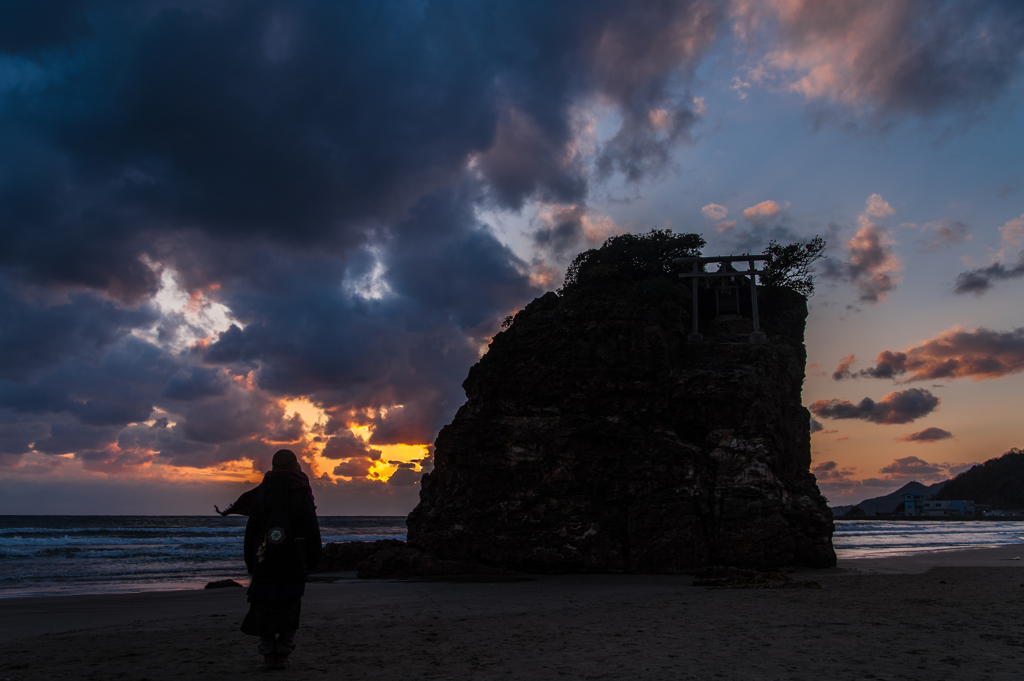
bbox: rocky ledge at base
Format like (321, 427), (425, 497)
(403, 268), (835, 574)
(314, 540), (511, 578)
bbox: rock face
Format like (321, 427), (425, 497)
(407, 280), (835, 573)
(316, 539), (407, 572)
(313, 539), (511, 578)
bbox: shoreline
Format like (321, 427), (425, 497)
(4, 542), (1023, 602)
(2, 545), (1023, 680)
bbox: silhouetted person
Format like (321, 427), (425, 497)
(217, 449), (322, 670)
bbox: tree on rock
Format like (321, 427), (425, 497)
(561, 229), (705, 293)
(760, 236), (827, 296)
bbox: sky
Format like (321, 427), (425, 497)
(1, 0), (1022, 514)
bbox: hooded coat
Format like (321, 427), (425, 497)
(244, 473), (323, 583)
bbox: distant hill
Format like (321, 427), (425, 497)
(935, 448), (1024, 510)
(831, 480), (947, 517)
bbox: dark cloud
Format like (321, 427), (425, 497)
(0, 280), (160, 382)
(332, 457), (376, 479)
(321, 430), (380, 462)
(813, 453), (976, 503)
(821, 215), (901, 304)
(739, 0), (1024, 123)
(718, 199), (805, 253)
(0, 1), (91, 54)
(161, 367), (228, 401)
(809, 388), (939, 425)
(832, 354), (856, 381)
(895, 427), (954, 444)
(532, 206), (588, 261)
(810, 418), (823, 433)
(386, 466), (421, 487)
(0, 0), (724, 484)
(838, 327), (1024, 382)
(0, 412), (49, 458)
(915, 220), (971, 252)
(879, 456), (947, 477)
(811, 460), (859, 497)
(0, 336), (177, 427)
(954, 251), (1024, 295)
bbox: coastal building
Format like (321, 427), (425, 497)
(920, 500), (975, 517)
(901, 495), (975, 517)
(902, 493), (924, 517)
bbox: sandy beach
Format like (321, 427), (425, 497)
(2, 546), (1023, 681)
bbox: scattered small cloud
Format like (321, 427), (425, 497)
(864, 193), (895, 218)
(531, 204), (619, 261)
(809, 388), (939, 425)
(895, 427), (953, 444)
(811, 459), (859, 497)
(915, 220), (972, 252)
(701, 203), (729, 221)
(821, 195), (902, 304)
(832, 354), (856, 380)
(996, 179), (1023, 199)
(715, 220), (737, 233)
(806, 362), (827, 378)
(743, 200), (783, 222)
(814, 454), (978, 503)
(954, 214), (1024, 295)
(1001, 214), (1024, 246)
(838, 326), (1024, 382)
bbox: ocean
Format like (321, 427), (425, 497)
(834, 519), (1024, 559)
(3, 516), (1023, 598)
(0, 515), (407, 599)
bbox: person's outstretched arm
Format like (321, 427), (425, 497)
(243, 496), (263, 575)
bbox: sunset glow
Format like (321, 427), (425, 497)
(1, 0), (1022, 515)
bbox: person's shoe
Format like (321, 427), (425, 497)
(261, 654), (277, 671)
(274, 641), (295, 669)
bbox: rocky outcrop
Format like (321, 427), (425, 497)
(356, 547), (513, 579)
(407, 280), (835, 573)
(312, 539), (510, 578)
(316, 539), (407, 572)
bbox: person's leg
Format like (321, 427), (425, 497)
(273, 595), (301, 667)
(273, 629), (296, 668)
(258, 635), (276, 670)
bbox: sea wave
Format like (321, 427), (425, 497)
(0, 515), (407, 598)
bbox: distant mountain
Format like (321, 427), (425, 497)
(934, 448), (1024, 510)
(831, 480), (947, 517)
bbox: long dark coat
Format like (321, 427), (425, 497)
(244, 475), (323, 584)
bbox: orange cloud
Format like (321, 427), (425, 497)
(840, 326), (1024, 383)
(864, 193), (894, 218)
(742, 200), (782, 222)
(832, 353), (856, 380)
(1000, 213), (1024, 246)
(701, 203), (728, 220)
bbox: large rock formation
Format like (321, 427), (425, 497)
(407, 277), (835, 573)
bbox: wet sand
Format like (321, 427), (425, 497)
(2, 546), (1023, 680)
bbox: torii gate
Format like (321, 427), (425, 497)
(674, 255), (767, 343)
